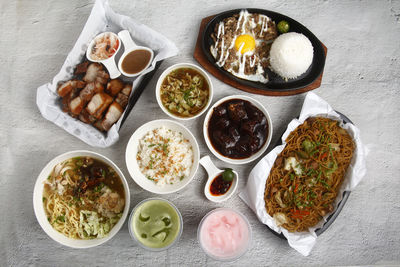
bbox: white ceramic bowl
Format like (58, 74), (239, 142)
(125, 119), (200, 194)
(203, 95), (273, 165)
(33, 150), (131, 248)
(155, 63), (213, 120)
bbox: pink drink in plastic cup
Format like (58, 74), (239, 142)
(198, 208), (251, 261)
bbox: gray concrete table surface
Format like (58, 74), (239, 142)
(1, 0), (399, 266)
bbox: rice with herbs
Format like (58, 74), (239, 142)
(136, 126), (194, 186)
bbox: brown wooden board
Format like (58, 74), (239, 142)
(194, 15), (327, 96)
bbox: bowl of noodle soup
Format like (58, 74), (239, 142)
(33, 150), (130, 248)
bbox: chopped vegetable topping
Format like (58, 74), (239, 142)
(56, 215), (65, 223)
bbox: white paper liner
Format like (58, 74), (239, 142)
(240, 92), (368, 256)
(36, 0), (178, 147)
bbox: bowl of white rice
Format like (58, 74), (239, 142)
(125, 119), (200, 194)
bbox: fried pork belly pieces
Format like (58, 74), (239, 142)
(83, 63), (110, 84)
(58, 80), (86, 97)
(115, 84), (132, 108)
(106, 79), (124, 96)
(61, 85), (80, 113)
(79, 82), (104, 102)
(101, 102), (124, 131)
(74, 61), (89, 75)
(57, 61), (131, 132)
(63, 81), (105, 115)
(86, 93), (113, 119)
(115, 93), (128, 108)
(70, 96), (85, 115)
(79, 109), (97, 124)
(121, 84), (132, 96)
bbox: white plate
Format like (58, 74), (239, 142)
(203, 95), (273, 165)
(125, 119), (200, 194)
(155, 63), (213, 120)
(33, 150), (130, 248)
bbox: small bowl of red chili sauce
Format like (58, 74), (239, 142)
(199, 156), (238, 203)
(210, 173), (233, 196)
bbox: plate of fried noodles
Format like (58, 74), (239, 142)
(240, 92), (367, 256)
(264, 114), (354, 234)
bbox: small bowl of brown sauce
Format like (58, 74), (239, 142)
(156, 63), (213, 120)
(117, 30), (154, 77)
(199, 156), (238, 203)
(203, 95), (273, 165)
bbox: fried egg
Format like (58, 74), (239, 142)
(235, 34), (256, 54)
(210, 10), (278, 83)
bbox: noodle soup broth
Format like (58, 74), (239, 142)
(42, 156), (126, 240)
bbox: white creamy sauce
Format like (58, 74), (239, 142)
(259, 15), (269, 37)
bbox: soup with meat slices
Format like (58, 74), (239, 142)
(42, 156), (125, 239)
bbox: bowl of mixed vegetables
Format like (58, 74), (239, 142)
(156, 63), (213, 120)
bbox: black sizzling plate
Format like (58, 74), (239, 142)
(268, 112), (352, 239)
(201, 8), (326, 91)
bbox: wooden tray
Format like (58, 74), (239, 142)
(193, 15), (327, 96)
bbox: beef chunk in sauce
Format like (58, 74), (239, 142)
(212, 130), (236, 149)
(235, 135), (250, 154)
(246, 102), (264, 122)
(228, 127), (240, 142)
(241, 120), (258, 135)
(248, 136), (260, 152)
(227, 101), (248, 122)
(213, 105), (227, 117)
(215, 117), (230, 129)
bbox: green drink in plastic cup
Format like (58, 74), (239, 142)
(129, 198), (183, 251)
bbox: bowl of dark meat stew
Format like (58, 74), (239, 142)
(203, 95), (273, 164)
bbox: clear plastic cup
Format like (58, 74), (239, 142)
(128, 198), (183, 251)
(197, 208), (252, 261)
